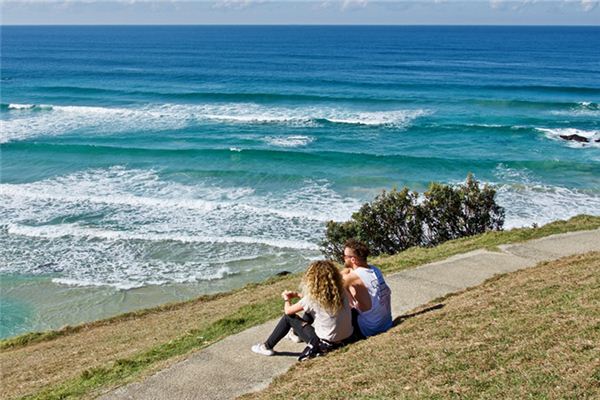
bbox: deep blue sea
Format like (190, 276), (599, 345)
(1, 26), (599, 338)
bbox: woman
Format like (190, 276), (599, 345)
(251, 260), (353, 360)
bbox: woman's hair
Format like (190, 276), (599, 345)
(301, 260), (345, 315)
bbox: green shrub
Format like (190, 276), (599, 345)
(352, 188), (422, 256)
(420, 182), (462, 246)
(421, 174), (505, 245)
(458, 174), (505, 236)
(321, 175), (504, 261)
(321, 220), (359, 263)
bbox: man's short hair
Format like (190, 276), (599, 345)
(344, 238), (369, 261)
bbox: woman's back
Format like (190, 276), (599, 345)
(299, 294), (353, 342)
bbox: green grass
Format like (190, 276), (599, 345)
(374, 214), (600, 274)
(20, 300), (284, 400)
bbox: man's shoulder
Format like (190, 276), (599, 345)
(342, 268), (364, 286)
(368, 264), (386, 276)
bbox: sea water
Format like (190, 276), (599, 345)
(1, 26), (599, 338)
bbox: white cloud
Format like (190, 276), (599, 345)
(212, 0), (265, 10)
(489, 0), (542, 11)
(319, 0), (368, 11)
(0, 0), (180, 3)
(489, 0), (599, 12)
(341, 0), (368, 10)
(580, 0), (599, 11)
(489, 0), (504, 9)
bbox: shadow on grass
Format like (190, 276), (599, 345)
(392, 303), (445, 327)
(273, 351), (302, 357)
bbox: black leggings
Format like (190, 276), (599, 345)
(350, 308), (366, 341)
(265, 313), (320, 350)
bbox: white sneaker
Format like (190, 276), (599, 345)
(286, 330), (302, 343)
(251, 343), (274, 356)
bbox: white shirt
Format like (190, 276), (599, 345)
(354, 265), (392, 337)
(299, 295), (353, 342)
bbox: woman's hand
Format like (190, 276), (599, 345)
(281, 290), (299, 300)
(281, 290), (293, 300)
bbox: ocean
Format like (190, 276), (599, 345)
(1, 25), (599, 338)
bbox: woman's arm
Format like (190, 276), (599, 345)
(284, 300), (304, 315)
(281, 290), (304, 315)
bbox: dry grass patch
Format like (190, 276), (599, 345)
(243, 252), (600, 399)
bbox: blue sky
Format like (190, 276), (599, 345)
(1, 1), (599, 25)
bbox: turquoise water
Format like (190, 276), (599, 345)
(1, 26), (599, 338)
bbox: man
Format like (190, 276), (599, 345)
(342, 239), (392, 338)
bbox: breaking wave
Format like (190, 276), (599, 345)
(0, 103), (429, 143)
(493, 164), (600, 229)
(0, 166), (361, 289)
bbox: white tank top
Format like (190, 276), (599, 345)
(354, 265), (392, 337)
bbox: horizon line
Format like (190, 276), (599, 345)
(2, 23), (600, 27)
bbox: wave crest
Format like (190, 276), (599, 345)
(263, 135), (314, 147)
(0, 103), (429, 143)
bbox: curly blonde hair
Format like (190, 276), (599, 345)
(301, 260), (345, 315)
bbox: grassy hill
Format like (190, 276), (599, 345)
(243, 251), (600, 399)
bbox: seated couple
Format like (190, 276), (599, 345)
(252, 239), (393, 361)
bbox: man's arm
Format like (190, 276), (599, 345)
(342, 271), (372, 312)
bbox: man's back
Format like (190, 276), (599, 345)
(342, 239), (393, 337)
(351, 265), (392, 337)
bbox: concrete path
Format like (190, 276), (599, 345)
(101, 229), (600, 400)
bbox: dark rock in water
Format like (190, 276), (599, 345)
(559, 134), (589, 143)
(275, 271), (291, 277)
(34, 262), (63, 273)
(35, 262), (56, 269)
(595, 138), (600, 143)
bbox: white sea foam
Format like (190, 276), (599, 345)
(51, 277), (147, 290)
(550, 101), (600, 117)
(0, 166), (360, 288)
(263, 135), (314, 147)
(1, 104), (188, 143)
(8, 103), (36, 110)
(493, 164), (600, 229)
(465, 123), (505, 128)
(536, 127), (600, 148)
(0, 103), (428, 143)
(322, 109), (429, 127)
(0, 166), (356, 223)
(7, 223), (318, 250)
(50, 265), (233, 290)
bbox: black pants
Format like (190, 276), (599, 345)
(349, 308), (366, 342)
(265, 313), (319, 350)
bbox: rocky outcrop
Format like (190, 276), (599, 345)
(559, 134), (589, 143)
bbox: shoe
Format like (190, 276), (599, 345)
(297, 343), (322, 361)
(251, 343), (274, 356)
(286, 330), (302, 343)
